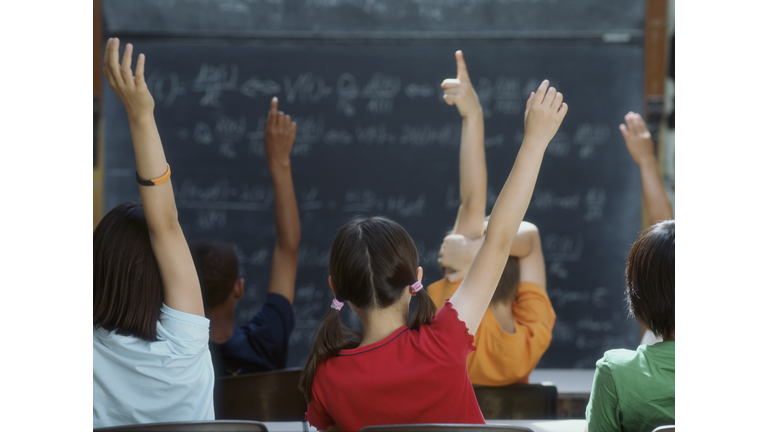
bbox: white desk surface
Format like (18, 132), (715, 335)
(528, 368), (595, 396)
(262, 420), (586, 432)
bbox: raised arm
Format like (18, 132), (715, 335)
(264, 97), (300, 304)
(437, 221), (545, 287)
(103, 39), (204, 316)
(450, 80), (566, 334)
(510, 221), (546, 288)
(442, 50), (486, 240)
(620, 111), (673, 225)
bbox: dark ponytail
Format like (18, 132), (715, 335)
(299, 308), (360, 403)
(299, 216), (436, 403)
(410, 288), (437, 330)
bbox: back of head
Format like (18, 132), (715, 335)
(190, 238), (239, 312)
(625, 219), (675, 340)
(330, 216), (420, 313)
(491, 256), (521, 304)
(300, 216), (436, 402)
(93, 202), (163, 341)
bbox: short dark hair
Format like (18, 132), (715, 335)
(93, 202), (163, 341)
(491, 256), (520, 304)
(625, 219), (675, 339)
(190, 238), (239, 310)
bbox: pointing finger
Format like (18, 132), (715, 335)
(271, 96), (278, 114)
(455, 50), (470, 82)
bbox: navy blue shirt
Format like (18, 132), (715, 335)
(209, 293), (295, 376)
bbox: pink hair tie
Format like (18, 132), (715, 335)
(409, 280), (423, 295)
(330, 298), (344, 311)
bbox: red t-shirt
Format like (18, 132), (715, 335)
(306, 301), (485, 431)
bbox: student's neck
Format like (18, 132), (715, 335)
(489, 300), (516, 334)
(206, 305), (236, 344)
(357, 302), (409, 347)
(663, 329), (675, 342)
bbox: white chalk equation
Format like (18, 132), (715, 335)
(176, 178), (274, 211)
(573, 123), (611, 159)
(146, 63), (542, 119)
(531, 187), (607, 222)
(343, 189), (427, 217)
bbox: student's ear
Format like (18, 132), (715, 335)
(328, 276), (336, 297)
(233, 278), (245, 300)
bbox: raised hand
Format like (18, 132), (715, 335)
(620, 111), (656, 166)
(262, 97), (301, 305)
(264, 97), (298, 166)
(438, 234), (483, 283)
(102, 38), (154, 121)
(441, 50), (482, 119)
(523, 80), (568, 150)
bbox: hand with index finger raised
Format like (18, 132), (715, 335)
(441, 50), (482, 119)
(264, 97), (297, 166)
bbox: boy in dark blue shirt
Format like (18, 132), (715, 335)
(191, 98), (300, 376)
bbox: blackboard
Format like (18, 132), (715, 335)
(101, 2), (644, 370)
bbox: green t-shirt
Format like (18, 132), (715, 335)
(586, 341), (675, 431)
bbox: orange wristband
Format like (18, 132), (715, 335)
(136, 164), (171, 186)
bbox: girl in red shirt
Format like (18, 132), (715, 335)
(299, 51), (568, 431)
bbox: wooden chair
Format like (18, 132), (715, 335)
(94, 420), (267, 431)
(652, 426), (675, 432)
(214, 367), (306, 422)
(359, 424), (532, 432)
(472, 384), (558, 420)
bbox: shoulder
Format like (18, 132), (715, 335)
(597, 348), (639, 367)
(419, 300), (476, 362)
(156, 304), (211, 350)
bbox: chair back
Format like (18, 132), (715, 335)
(94, 420), (267, 432)
(359, 424), (533, 432)
(214, 367), (305, 422)
(652, 426), (675, 432)
(472, 384), (558, 420)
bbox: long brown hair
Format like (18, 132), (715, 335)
(299, 216), (437, 402)
(93, 202), (164, 341)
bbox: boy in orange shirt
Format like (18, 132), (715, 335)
(429, 52), (555, 386)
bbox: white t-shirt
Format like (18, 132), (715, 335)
(93, 304), (215, 428)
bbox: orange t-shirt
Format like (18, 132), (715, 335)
(426, 278), (556, 386)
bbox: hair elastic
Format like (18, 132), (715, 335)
(136, 164), (171, 186)
(409, 280), (423, 295)
(330, 298), (344, 311)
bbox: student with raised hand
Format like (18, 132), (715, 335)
(427, 51), (555, 386)
(620, 111), (673, 346)
(431, 220), (555, 386)
(585, 220), (675, 432)
(93, 39), (214, 427)
(191, 97), (300, 377)
(299, 73), (567, 431)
